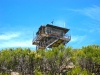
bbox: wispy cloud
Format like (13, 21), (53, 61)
(0, 32), (20, 40)
(0, 32), (35, 50)
(67, 35), (87, 48)
(0, 40), (35, 48)
(67, 5), (100, 21)
(71, 35), (86, 43)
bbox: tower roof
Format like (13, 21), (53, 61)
(46, 24), (69, 33)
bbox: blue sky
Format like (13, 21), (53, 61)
(0, 0), (100, 50)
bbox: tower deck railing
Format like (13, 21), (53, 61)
(63, 34), (71, 40)
(32, 33), (71, 42)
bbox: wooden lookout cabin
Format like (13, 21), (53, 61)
(32, 24), (71, 50)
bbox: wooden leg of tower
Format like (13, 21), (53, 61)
(36, 46), (37, 50)
(36, 46), (38, 50)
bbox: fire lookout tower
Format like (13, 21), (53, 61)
(32, 24), (71, 50)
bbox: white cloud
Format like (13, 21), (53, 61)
(0, 32), (20, 40)
(0, 32), (36, 50)
(71, 35), (86, 44)
(67, 5), (100, 21)
(0, 40), (36, 49)
(67, 35), (87, 48)
(2, 40), (31, 47)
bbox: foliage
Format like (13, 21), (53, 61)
(0, 44), (100, 75)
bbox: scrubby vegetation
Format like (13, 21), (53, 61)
(0, 44), (100, 75)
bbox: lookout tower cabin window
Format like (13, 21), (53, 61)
(45, 24), (67, 37)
